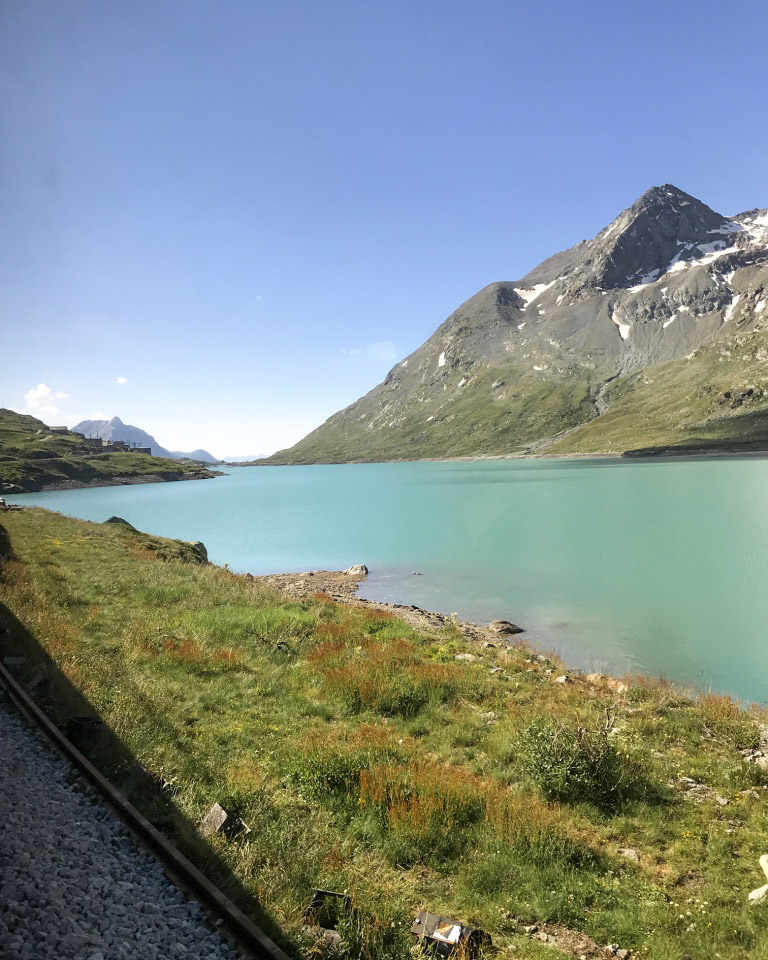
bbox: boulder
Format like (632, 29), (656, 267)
(587, 672), (628, 693)
(487, 619), (523, 635)
(618, 847), (640, 862)
(199, 802), (229, 836)
(104, 516), (136, 530)
(0, 484), (24, 494)
(344, 564), (368, 576)
(189, 541), (208, 563)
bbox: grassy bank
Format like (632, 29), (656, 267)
(1, 508), (768, 958)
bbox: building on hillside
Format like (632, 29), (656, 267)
(80, 434), (153, 455)
(96, 439), (153, 455)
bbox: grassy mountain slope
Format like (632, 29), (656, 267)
(269, 363), (595, 462)
(551, 322), (768, 455)
(0, 409), (217, 492)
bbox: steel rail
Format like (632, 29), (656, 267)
(0, 660), (291, 960)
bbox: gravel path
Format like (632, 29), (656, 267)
(0, 690), (242, 960)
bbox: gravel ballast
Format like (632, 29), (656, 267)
(0, 691), (242, 960)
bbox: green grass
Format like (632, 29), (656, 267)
(545, 324), (768, 456)
(2, 508), (768, 958)
(0, 408), (213, 491)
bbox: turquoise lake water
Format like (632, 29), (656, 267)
(12, 457), (768, 702)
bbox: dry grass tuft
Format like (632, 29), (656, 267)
(698, 689), (759, 749)
(320, 638), (468, 716)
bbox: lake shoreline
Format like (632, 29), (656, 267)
(35, 469), (222, 493)
(250, 568), (582, 671)
(256, 446), (768, 467)
(2, 469), (222, 496)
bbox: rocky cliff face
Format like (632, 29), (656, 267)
(268, 185), (768, 462)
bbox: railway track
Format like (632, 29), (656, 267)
(0, 660), (290, 960)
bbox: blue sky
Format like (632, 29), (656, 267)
(2, 0), (767, 456)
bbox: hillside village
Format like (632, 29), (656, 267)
(0, 410), (219, 493)
(47, 424), (153, 455)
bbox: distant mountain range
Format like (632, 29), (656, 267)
(268, 184), (768, 462)
(223, 454), (268, 462)
(72, 417), (218, 462)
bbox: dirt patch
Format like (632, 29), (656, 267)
(508, 916), (632, 958)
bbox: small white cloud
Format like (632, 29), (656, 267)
(25, 383), (54, 408)
(116, 376), (127, 385)
(342, 340), (397, 362)
(367, 340), (396, 362)
(23, 383), (62, 417)
(55, 391), (68, 399)
(90, 411), (110, 420)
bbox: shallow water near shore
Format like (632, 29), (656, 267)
(14, 457), (768, 702)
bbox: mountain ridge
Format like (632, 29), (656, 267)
(267, 184), (768, 463)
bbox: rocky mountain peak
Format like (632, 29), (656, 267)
(560, 184), (732, 296)
(632, 183), (697, 208)
(622, 183), (725, 236)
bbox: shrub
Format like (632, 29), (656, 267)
(698, 691), (759, 750)
(517, 716), (642, 809)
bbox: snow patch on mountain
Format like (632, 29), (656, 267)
(724, 295), (742, 322)
(611, 311), (631, 340)
(630, 268), (660, 290)
(740, 211), (768, 246)
(708, 221), (744, 236)
(514, 280), (556, 308)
